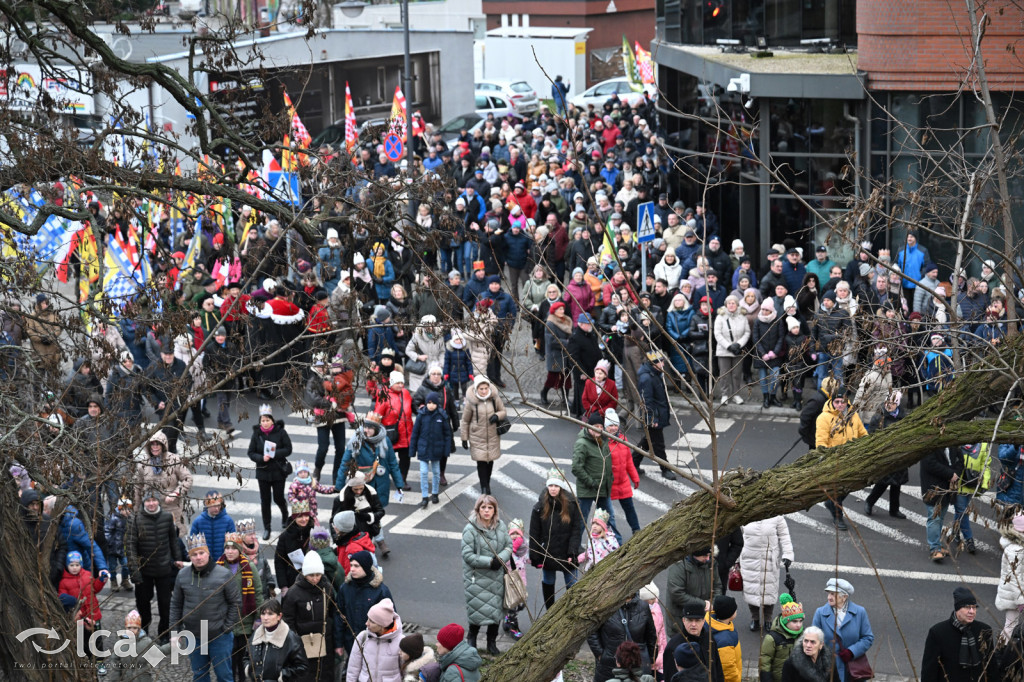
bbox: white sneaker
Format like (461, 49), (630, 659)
(720, 396), (729, 407)
(732, 395), (744, 405)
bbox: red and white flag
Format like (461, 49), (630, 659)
(389, 86), (407, 142)
(344, 81), (358, 153)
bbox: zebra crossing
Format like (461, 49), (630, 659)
(173, 395), (1004, 586)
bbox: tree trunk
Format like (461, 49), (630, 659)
(483, 337), (1024, 682)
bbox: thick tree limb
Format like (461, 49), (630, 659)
(483, 336), (1024, 682)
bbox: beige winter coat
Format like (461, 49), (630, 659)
(26, 302), (61, 366)
(463, 311), (496, 379)
(132, 431), (193, 536)
(460, 378), (507, 462)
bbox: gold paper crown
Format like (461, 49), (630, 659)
(187, 533), (208, 554)
(223, 532), (244, 549)
(236, 518), (256, 534)
(593, 508), (610, 525)
(290, 499), (311, 516)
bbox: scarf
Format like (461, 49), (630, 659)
(950, 612), (982, 669)
(260, 424), (274, 434)
(371, 254), (387, 279)
(149, 455), (163, 476)
(757, 308), (777, 324)
(218, 554), (257, 617)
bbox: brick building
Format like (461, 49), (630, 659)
(652, 0), (1024, 271)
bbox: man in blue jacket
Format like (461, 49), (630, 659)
(58, 504), (110, 579)
(503, 223), (534, 297)
(188, 490), (236, 561)
(552, 76), (570, 117)
(895, 231), (930, 305)
(409, 392), (453, 508)
(483, 276), (517, 388)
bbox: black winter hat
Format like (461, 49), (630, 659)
(953, 587), (978, 610)
(713, 595), (737, 620)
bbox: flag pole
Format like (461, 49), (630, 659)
(402, 0), (415, 219)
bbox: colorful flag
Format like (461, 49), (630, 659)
(103, 230), (148, 307)
(635, 42), (656, 84)
(344, 81), (358, 153)
(389, 86), (408, 142)
(182, 217), (203, 270)
(282, 89), (311, 171)
(622, 35), (644, 92)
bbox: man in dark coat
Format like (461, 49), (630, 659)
(798, 376), (837, 448)
(662, 601), (727, 682)
(566, 313), (604, 418)
(483, 275), (517, 388)
(636, 351), (676, 479)
(588, 595), (658, 682)
(127, 492), (185, 643)
(145, 343), (205, 453)
(921, 587), (997, 682)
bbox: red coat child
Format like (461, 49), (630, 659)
(58, 552), (105, 623)
(581, 360), (619, 418)
(374, 374), (414, 449)
(607, 417), (640, 501)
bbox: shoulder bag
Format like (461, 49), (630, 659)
(490, 396), (512, 435)
(728, 563), (743, 591)
(503, 561), (527, 611)
(385, 395), (403, 443)
(838, 632), (874, 680)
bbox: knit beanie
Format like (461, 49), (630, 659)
(779, 593), (805, 632)
(350, 550), (374, 575)
(786, 316), (801, 331)
(400, 633), (425, 660)
(436, 623), (465, 651)
(638, 583), (660, 602)
(713, 595), (737, 620)
(953, 587), (978, 610)
(674, 641), (701, 669)
(333, 510), (356, 534)
(367, 598), (396, 627)
(302, 550), (325, 576)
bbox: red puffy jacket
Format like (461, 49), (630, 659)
(375, 387), (414, 448)
(58, 569), (105, 622)
(582, 378), (619, 418)
(336, 532), (376, 575)
(609, 433), (639, 501)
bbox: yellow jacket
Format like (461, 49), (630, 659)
(815, 400), (868, 448)
(707, 615), (742, 682)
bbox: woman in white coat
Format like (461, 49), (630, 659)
(739, 515), (795, 632)
(996, 515), (1024, 642)
(405, 315), (446, 392)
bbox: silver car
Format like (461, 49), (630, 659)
(475, 79), (540, 115)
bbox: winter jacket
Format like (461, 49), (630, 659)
(218, 554), (263, 635)
(896, 242), (929, 290)
(335, 565), (393, 653)
(58, 568), (105, 622)
(169, 561), (242, 639)
(249, 620), (309, 681)
(588, 596), (658, 682)
(921, 615), (997, 682)
(247, 420), (294, 482)
(133, 431), (192, 535)
(666, 556), (723, 634)
(997, 444), (1024, 506)
(348, 616), (405, 682)
(687, 308), (712, 360)
(780, 645), (834, 682)
(103, 511), (128, 558)
(461, 515), (512, 625)
(853, 367), (892, 423)
(376, 387), (414, 449)
(996, 532), (1024, 612)
(566, 326), (604, 380)
(708, 615), (742, 682)
(338, 430), (402, 511)
(638, 362), (670, 428)
(504, 230), (534, 269)
(274, 519), (312, 590)
(572, 428), (613, 499)
(189, 508), (236, 562)
(106, 632), (160, 682)
(753, 316), (785, 369)
(798, 389), (830, 448)
(759, 617), (801, 682)
(811, 307), (852, 354)
(367, 325), (397, 364)
(662, 625), (726, 682)
(565, 279), (595, 324)
(127, 507), (183, 578)
(105, 362), (145, 420)
(444, 343), (473, 384)
(410, 406), (453, 461)
(920, 446), (964, 506)
(529, 490), (583, 572)
(739, 517), (794, 607)
(714, 310), (750, 358)
(26, 303), (61, 365)
(439, 641), (483, 682)
(403, 649), (438, 682)
(484, 289), (518, 333)
(609, 431), (640, 501)
(57, 505), (108, 574)
(582, 378), (619, 418)
(282, 574), (334, 678)
(815, 400), (867, 449)
(812, 601), (874, 682)
(545, 315), (574, 373)
(461, 381), (506, 463)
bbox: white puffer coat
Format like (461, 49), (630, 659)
(996, 534), (1024, 611)
(347, 614), (405, 682)
(739, 516), (794, 607)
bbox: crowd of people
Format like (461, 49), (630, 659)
(5, 89), (1024, 682)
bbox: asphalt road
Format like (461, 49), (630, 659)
(121, 378), (1006, 680)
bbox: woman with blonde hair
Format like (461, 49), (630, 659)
(461, 494), (512, 655)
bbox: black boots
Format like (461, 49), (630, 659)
(540, 387), (550, 405)
(467, 624), (480, 650)
(485, 624), (500, 655)
(769, 395), (784, 408)
(541, 581), (556, 610)
(792, 390), (802, 411)
(762, 393), (770, 408)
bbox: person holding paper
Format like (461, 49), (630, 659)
(248, 404), (294, 540)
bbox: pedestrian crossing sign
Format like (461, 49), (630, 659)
(637, 201), (656, 243)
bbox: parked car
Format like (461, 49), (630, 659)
(475, 79), (540, 115)
(437, 113), (484, 149)
(569, 77), (657, 110)
(474, 90), (524, 121)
